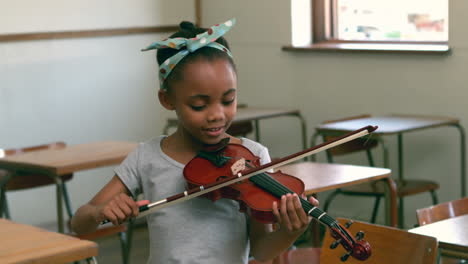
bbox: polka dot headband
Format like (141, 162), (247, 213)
(141, 18), (236, 89)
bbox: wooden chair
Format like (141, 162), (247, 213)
(416, 198), (468, 264)
(249, 217), (438, 264)
(227, 120), (254, 138)
(0, 142), (132, 264)
(320, 217), (438, 264)
(315, 115), (439, 227)
(416, 197), (468, 226)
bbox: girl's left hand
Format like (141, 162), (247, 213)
(272, 193), (319, 235)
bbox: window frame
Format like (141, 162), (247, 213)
(284, 0), (450, 54)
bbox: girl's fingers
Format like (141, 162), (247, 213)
(309, 196), (319, 207)
(280, 195), (292, 231)
(286, 194), (301, 230)
(110, 206), (127, 224)
(294, 194), (309, 225)
(121, 194), (139, 217)
(272, 201), (281, 224)
(101, 206), (117, 225)
(135, 200), (150, 216)
(137, 200), (150, 206)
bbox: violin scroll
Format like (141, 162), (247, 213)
(329, 221), (372, 262)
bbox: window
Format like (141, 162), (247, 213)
(288, 0), (450, 53)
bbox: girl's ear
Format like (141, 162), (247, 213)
(158, 89), (176, 110)
(158, 89), (175, 110)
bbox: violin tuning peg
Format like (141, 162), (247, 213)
(340, 252), (351, 262)
(345, 221), (354, 228)
(330, 239), (341, 249)
(355, 231), (365, 240)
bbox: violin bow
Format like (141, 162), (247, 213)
(132, 125), (378, 219)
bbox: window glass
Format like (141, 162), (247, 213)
(337, 0), (448, 41)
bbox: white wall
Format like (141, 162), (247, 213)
(0, 1), (195, 228)
(201, 0), (468, 228)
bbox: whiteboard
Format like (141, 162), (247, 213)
(0, 0), (196, 34)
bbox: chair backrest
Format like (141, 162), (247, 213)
(1, 142), (73, 191)
(227, 121), (254, 137)
(318, 115), (379, 165)
(320, 218), (438, 264)
(416, 197), (468, 226)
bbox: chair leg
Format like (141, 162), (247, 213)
(119, 230), (129, 264)
(323, 190), (341, 212)
(0, 188), (11, 219)
(61, 182), (74, 218)
(430, 190), (439, 205)
(398, 197), (404, 228)
(122, 219), (135, 264)
(86, 257), (98, 264)
(370, 196), (381, 224)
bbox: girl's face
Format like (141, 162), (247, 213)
(165, 58), (237, 146)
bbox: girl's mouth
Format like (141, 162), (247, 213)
(203, 126), (224, 137)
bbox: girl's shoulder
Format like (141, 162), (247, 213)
(240, 137), (269, 156)
(137, 136), (164, 152)
(130, 136), (166, 161)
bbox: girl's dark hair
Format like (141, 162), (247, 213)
(156, 21), (236, 91)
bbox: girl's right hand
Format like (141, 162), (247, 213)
(94, 193), (140, 225)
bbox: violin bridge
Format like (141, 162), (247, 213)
(231, 158), (246, 176)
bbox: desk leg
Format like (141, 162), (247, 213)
(383, 177), (398, 227)
(254, 120), (260, 142)
(55, 177), (65, 233)
(293, 113), (308, 150)
(310, 132), (320, 162)
(453, 124), (466, 197)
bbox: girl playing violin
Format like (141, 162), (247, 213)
(71, 18), (318, 264)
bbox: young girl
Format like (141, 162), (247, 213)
(71, 18), (318, 264)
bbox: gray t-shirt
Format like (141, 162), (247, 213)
(115, 136), (271, 264)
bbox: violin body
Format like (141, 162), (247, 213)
(184, 140), (372, 261)
(184, 143), (304, 223)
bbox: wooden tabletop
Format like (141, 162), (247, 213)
(409, 214), (468, 254)
(276, 162), (392, 195)
(316, 114), (459, 135)
(0, 219), (98, 263)
(0, 141), (138, 176)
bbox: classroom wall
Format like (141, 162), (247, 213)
(0, 2), (194, 228)
(201, 0), (468, 228)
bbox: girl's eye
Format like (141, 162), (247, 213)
(190, 105), (206, 111)
(223, 99), (235, 106)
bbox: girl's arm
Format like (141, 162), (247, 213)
(70, 175), (139, 234)
(249, 194), (318, 262)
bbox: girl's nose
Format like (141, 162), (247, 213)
(206, 104), (225, 122)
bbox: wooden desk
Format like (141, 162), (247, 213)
(0, 141), (138, 233)
(314, 114), (465, 197)
(409, 214), (468, 259)
(0, 218), (98, 263)
(277, 162), (397, 227)
(163, 106), (308, 149)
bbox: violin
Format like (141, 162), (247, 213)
(106, 126), (377, 261)
(183, 141), (371, 262)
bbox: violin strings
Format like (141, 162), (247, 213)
(249, 173), (337, 227)
(250, 174), (356, 245)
